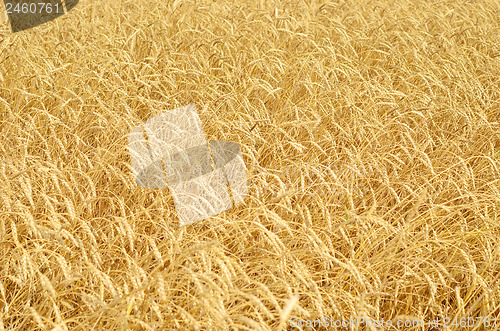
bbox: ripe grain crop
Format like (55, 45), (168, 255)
(0, 0), (499, 330)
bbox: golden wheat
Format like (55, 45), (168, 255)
(0, 0), (499, 330)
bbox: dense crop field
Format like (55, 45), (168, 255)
(0, 0), (499, 329)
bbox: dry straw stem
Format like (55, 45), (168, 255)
(0, 0), (499, 329)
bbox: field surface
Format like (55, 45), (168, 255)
(0, 0), (499, 330)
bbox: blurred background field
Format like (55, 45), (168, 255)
(0, 0), (499, 329)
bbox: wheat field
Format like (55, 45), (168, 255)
(0, 0), (499, 330)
